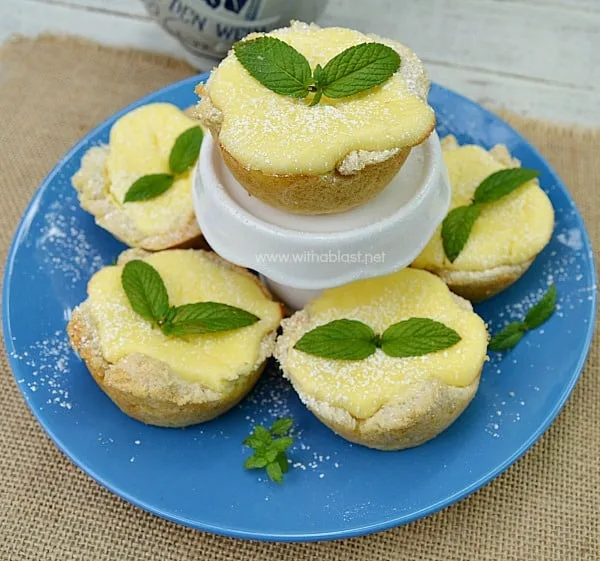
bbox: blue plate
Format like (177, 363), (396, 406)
(3, 75), (596, 541)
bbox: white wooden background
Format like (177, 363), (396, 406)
(1, 0), (598, 126)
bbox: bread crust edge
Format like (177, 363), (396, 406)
(427, 259), (535, 302)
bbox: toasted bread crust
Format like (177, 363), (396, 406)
(422, 259), (535, 302)
(275, 294), (485, 450)
(219, 143), (412, 215)
(301, 375), (480, 450)
(72, 146), (206, 251)
(67, 249), (283, 427)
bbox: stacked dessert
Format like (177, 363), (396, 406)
(68, 22), (554, 456)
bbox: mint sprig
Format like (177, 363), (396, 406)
(233, 37), (401, 106)
(441, 168), (540, 262)
(294, 317), (461, 361)
(489, 284), (557, 351)
(120, 259), (259, 336)
(124, 125), (203, 203)
(244, 418), (294, 484)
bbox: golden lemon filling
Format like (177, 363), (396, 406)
(413, 142), (554, 271)
(87, 251), (282, 390)
(281, 269), (488, 419)
(104, 103), (198, 237)
(206, 21), (435, 175)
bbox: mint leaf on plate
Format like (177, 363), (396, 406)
(488, 322), (526, 351)
(489, 285), (558, 352)
(524, 284), (557, 329)
(270, 418), (294, 436)
(266, 461), (284, 484)
(243, 419), (294, 484)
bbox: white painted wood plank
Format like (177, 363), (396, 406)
(31, 0), (148, 17)
(499, 0), (600, 12)
(3, 0), (599, 125)
(320, 0), (600, 91)
(427, 62), (600, 126)
(0, 0), (183, 57)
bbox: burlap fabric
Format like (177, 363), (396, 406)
(0, 36), (598, 560)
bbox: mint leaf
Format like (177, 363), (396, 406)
(473, 168), (539, 204)
(234, 37), (311, 98)
(244, 454), (268, 469)
(124, 173), (174, 202)
(266, 461), (283, 484)
(320, 42), (401, 99)
(309, 63), (326, 106)
(294, 319), (377, 360)
(169, 126), (203, 174)
(271, 436), (293, 453)
(489, 286), (558, 352)
(488, 322), (526, 351)
(441, 204), (481, 262)
(265, 448), (279, 463)
(270, 418), (293, 436)
(276, 452), (289, 474)
(524, 284), (557, 329)
(313, 63), (325, 85)
(309, 87), (324, 106)
(381, 318), (461, 358)
(242, 434), (267, 451)
(253, 425), (272, 445)
(161, 302), (259, 336)
(121, 260), (169, 324)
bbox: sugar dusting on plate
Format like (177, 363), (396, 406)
(482, 226), (595, 440)
(11, 330), (73, 411)
(33, 198), (105, 285)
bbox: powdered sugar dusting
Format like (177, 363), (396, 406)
(33, 199), (105, 285)
(556, 227), (583, 251)
(11, 330), (73, 411)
